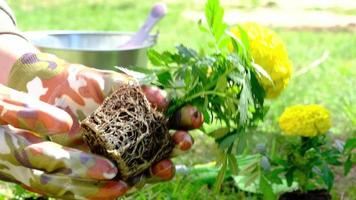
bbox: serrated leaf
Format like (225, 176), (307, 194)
(198, 19), (210, 33)
(344, 155), (353, 176)
(240, 160), (259, 175)
(214, 154), (228, 193)
(205, 0), (227, 42)
(226, 31), (248, 59)
(260, 175), (277, 200)
(147, 49), (164, 66)
(214, 75), (227, 91)
(237, 25), (251, 53)
(243, 171), (259, 188)
(239, 75), (253, 124)
(344, 138), (356, 153)
(252, 63), (273, 84)
(218, 132), (238, 150)
(321, 164), (334, 191)
(237, 130), (247, 154)
(285, 169), (294, 187)
(209, 127), (229, 139)
(228, 154), (239, 175)
(157, 70), (172, 86)
(176, 44), (198, 60)
(268, 168), (285, 184)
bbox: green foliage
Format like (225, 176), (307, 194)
(145, 0), (266, 191)
(266, 136), (355, 193)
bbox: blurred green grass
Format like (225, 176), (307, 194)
(5, 0), (356, 199)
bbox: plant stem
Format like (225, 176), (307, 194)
(184, 91), (239, 104)
(299, 136), (310, 192)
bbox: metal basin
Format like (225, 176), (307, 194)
(25, 31), (157, 70)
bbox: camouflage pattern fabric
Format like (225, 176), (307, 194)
(3, 53), (141, 199)
(3, 53), (192, 199)
(8, 53), (137, 150)
(0, 84), (127, 199)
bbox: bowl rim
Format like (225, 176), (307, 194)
(24, 30), (158, 52)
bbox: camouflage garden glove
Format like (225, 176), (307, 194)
(7, 53), (197, 151)
(0, 84), (128, 199)
(5, 52), (202, 193)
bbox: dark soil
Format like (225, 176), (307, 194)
(279, 189), (331, 200)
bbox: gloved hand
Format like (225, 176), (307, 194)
(7, 53), (200, 151)
(0, 84), (127, 199)
(5, 53), (203, 197)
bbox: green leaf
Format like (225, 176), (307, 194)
(226, 31), (248, 60)
(239, 158), (260, 176)
(214, 154), (228, 193)
(214, 75), (227, 91)
(147, 49), (164, 66)
(217, 132), (239, 150)
(157, 70), (172, 86)
(228, 154), (239, 175)
(239, 74), (253, 124)
(236, 25), (250, 53)
(285, 168), (294, 187)
(321, 164), (334, 191)
(267, 168), (284, 184)
(252, 63), (273, 84)
(260, 175), (277, 200)
(209, 127), (230, 139)
(176, 44), (198, 60)
(237, 130), (248, 154)
(205, 0), (227, 42)
(344, 138), (356, 154)
(198, 19), (210, 33)
(344, 155), (353, 176)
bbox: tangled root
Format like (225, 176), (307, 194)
(81, 85), (174, 180)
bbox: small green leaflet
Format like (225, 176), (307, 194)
(260, 175), (277, 200)
(205, 0), (227, 43)
(214, 153), (227, 193)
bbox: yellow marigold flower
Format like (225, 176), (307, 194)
(278, 104), (331, 137)
(230, 22), (293, 99)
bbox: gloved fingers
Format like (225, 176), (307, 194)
(123, 159), (176, 188)
(23, 141), (118, 180)
(141, 85), (169, 111)
(148, 159), (176, 183)
(168, 104), (204, 130)
(20, 169), (128, 200)
(140, 86), (205, 130)
(3, 125), (43, 144)
(171, 130), (194, 156)
(0, 125), (35, 166)
(141, 86), (204, 131)
(0, 126), (117, 180)
(0, 84), (72, 135)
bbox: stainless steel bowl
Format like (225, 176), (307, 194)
(25, 31), (157, 70)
